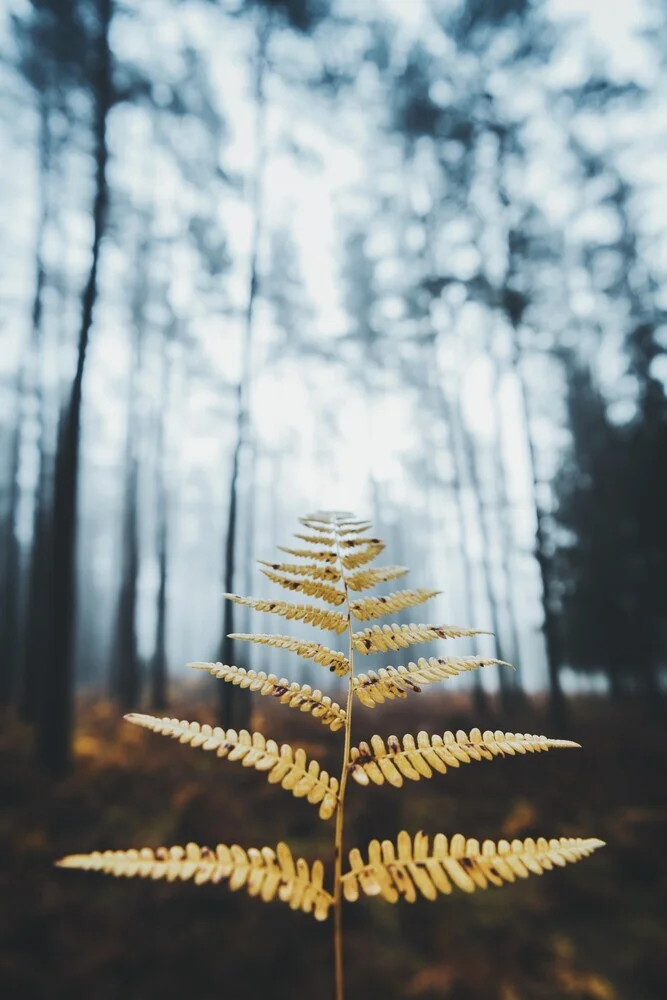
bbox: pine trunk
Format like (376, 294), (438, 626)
(36, 0), (112, 774)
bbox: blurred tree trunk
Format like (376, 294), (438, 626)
(444, 392), (490, 714)
(459, 412), (514, 714)
(0, 382), (24, 709)
(149, 318), (174, 712)
(36, 0), (113, 774)
(487, 343), (524, 707)
(111, 459), (140, 709)
(111, 222), (149, 710)
(240, 439), (257, 636)
(151, 487), (168, 711)
(491, 134), (566, 724)
(507, 323), (566, 727)
(218, 22), (268, 729)
(19, 98), (54, 723)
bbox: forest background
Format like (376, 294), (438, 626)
(1, 1), (666, 998)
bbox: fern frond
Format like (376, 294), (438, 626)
(348, 729), (580, 787)
(341, 542), (386, 570)
(222, 595), (348, 633)
(259, 560), (342, 583)
(346, 566), (409, 592)
(229, 633), (350, 676)
(188, 662), (347, 731)
(124, 714), (339, 820)
(293, 532), (335, 545)
(339, 536), (381, 549)
(341, 831), (605, 903)
(261, 568), (346, 606)
(349, 589), (441, 621)
(278, 546), (338, 564)
(299, 518), (339, 533)
(352, 622), (492, 654)
(339, 525), (375, 538)
(304, 510), (353, 523)
(352, 656), (504, 706)
(57, 841), (333, 920)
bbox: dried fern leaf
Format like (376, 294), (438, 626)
(293, 532), (335, 545)
(124, 714), (339, 820)
(352, 656), (505, 707)
(341, 542), (386, 570)
(188, 662), (347, 731)
(261, 568), (346, 606)
(346, 566), (409, 592)
(299, 517), (340, 532)
(339, 523), (374, 536)
(339, 536), (381, 549)
(349, 589), (441, 621)
(352, 622), (491, 654)
(222, 594), (348, 633)
(349, 729), (581, 787)
(259, 560), (342, 583)
(229, 633), (350, 676)
(341, 831), (605, 903)
(304, 510), (353, 523)
(278, 546), (338, 564)
(57, 841), (333, 920)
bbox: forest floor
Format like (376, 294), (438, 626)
(1, 690), (665, 1000)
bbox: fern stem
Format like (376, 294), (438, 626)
(333, 519), (354, 1000)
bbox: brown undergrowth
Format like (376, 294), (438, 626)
(2, 691), (665, 999)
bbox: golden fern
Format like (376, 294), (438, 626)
(57, 510), (604, 1000)
(340, 542), (386, 569)
(352, 622), (492, 653)
(123, 713), (339, 819)
(260, 567), (346, 605)
(278, 545), (338, 563)
(348, 729), (580, 787)
(352, 656), (506, 706)
(229, 633), (350, 675)
(293, 532), (336, 545)
(346, 565), (409, 591)
(258, 559), (342, 582)
(339, 535), (382, 548)
(189, 662), (347, 731)
(221, 594), (348, 633)
(349, 588), (441, 620)
(57, 841), (333, 919)
(341, 831), (605, 902)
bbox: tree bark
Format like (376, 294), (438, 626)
(149, 319), (173, 712)
(110, 219), (148, 710)
(507, 330), (567, 727)
(217, 22), (268, 728)
(36, 0), (113, 774)
(2, 98), (52, 713)
(0, 389), (24, 710)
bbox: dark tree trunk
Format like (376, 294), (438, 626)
(0, 400), (23, 709)
(111, 459), (140, 710)
(219, 439), (244, 727)
(150, 508), (168, 711)
(508, 332), (567, 728)
(485, 326), (526, 714)
(36, 0), (112, 775)
(149, 322), (172, 712)
(458, 410), (513, 717)
(20, 500), (54, 723)
(217, 24), (268, 729)
(2, 99), (51, 712)
(110, 217), (149, 710)
(428, 376), (485, 712)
